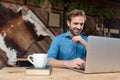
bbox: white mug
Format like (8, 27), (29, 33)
(27, 53), (47, 68)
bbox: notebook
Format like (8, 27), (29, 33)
(72, 36), (120, 73)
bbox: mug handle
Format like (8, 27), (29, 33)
(27, 55), (34, 65)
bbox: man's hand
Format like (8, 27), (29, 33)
(72, 36), (88, 49)
(64, 58), (86, 69)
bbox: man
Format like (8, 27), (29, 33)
(47, 9), (88, 69)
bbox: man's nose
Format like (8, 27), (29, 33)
(76, 25), (81, 29)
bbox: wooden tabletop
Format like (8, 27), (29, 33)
(0, 67), (120, 80)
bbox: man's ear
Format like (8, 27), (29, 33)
(67, 20), (70, 27)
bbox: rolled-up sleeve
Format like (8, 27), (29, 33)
(47, 37), (59, 63)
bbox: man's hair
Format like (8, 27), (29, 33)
(67, 9), (86, 22)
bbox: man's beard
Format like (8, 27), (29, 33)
(69, 29), (81, 36)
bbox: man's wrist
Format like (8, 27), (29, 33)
(64, 60), (71, 68)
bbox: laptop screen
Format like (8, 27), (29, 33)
(85, 36), (120, 73)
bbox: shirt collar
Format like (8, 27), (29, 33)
(64, 31), (73, 39)
(64, 31), (83, 39)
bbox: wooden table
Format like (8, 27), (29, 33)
(0, 67), (120, 80)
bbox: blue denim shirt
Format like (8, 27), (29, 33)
(47, 31), (88, 62)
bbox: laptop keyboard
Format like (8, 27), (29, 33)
(74, 68), (85, 71)
(71, 68), (85, 72)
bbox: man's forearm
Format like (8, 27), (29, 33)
(48, 58), (86, 69)
(48, 59), (69, 68)
(83, 41), (88, 50)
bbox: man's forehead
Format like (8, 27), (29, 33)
(71, 16), (85, 22)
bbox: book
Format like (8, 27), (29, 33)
(25, 66), (51, 76)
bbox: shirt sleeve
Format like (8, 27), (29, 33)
(47, 37), (60, 62)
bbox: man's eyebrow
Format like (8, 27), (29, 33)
(80, 23), (84, 25)
(73, 22), (84, 25)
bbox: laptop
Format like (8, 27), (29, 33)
(72, 36), (120, 73)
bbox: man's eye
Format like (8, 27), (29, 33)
(80, 23), (84, 26)
(74, 23), (78, 25)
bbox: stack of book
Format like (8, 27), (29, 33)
(25, 66), (51, 76)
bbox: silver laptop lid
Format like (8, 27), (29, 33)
(85, 36), (120, 73)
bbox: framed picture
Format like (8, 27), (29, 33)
(48, 11), (61, 28)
